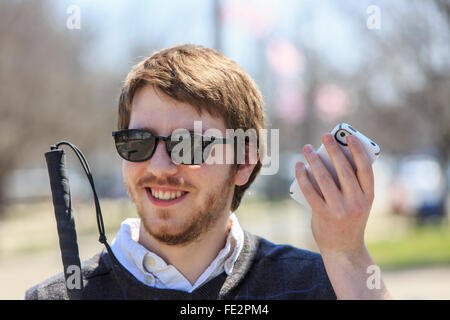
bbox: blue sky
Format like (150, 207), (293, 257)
(50, 0), (448, 110)
(52, 0), (371, 75)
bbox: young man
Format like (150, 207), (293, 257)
(25, 44), (390, 300)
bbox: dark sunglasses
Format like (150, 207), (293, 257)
(112, 129), (234, 164)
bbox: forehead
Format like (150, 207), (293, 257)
(129, 85), (226, 135)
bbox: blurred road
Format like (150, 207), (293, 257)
(383, 266), (450, 300)
(0, 234), (102, 300)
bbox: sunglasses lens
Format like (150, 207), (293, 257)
(113, 130), (220, 164)
(114, 130), (156, 162)
(166, 139), (184, 164)
(167, 133), (208, 165)
(189, 134), (203, 165)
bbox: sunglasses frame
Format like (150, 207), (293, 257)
(112, 128), (235, 164)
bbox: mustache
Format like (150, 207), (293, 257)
(136, 174), (195, 191)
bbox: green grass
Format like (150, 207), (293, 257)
(367, 223), (450, 270)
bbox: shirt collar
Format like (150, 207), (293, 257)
(110, 213), (244, 292)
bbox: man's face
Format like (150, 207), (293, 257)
(123, 85), (237, 246)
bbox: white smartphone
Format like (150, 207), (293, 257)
(289, 123), (381, 210)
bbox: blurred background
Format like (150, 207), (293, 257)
(0, 0), (449, 299)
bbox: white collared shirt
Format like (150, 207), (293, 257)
(110, 213), (244, 293)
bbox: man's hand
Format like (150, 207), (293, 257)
(296, 133), (372, 255)
(295, 133), (390, 299)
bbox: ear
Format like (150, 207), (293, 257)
(234, 162), (257, 186)
(233, 140), (259, 186)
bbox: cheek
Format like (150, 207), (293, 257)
(122, 161), (144, 186)
(194, 164), (234, 190)
(208, 144), (235, 165)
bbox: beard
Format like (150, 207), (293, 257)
(125, 168), (236, 246)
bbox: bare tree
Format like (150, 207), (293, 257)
(342, 0), (450, 212)
(0, 1), (118, 212)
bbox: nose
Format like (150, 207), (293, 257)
(145, 140), (177, 175)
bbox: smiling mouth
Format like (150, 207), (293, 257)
(146, 187), (188, 200)
(145, 187), (189, 207)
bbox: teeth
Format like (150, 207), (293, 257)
(150, 188), (185, 200)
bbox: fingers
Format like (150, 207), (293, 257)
(346, 135), (375, 203)
(322, 134), (362, 197)
(302, 144), (342, 208)
(297, 133), (376, 212)
(295, 161), (326, 212)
